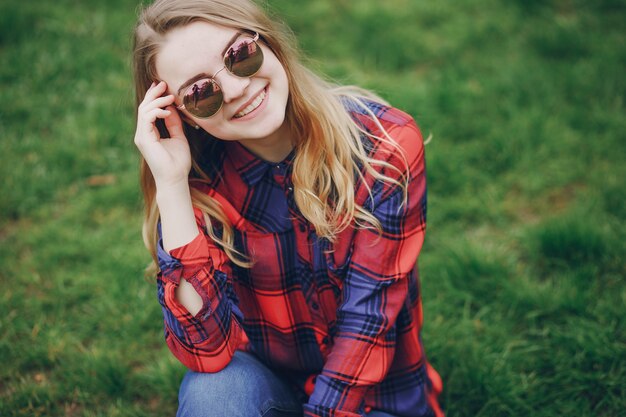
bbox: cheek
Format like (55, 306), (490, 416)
(269, 64), (289, 99)
(277, 63), (289, 86)
(262, 52), (288, 83)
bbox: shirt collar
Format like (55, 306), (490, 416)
(224, 140), (295, 186)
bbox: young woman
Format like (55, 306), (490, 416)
(132, 0), (444, 416)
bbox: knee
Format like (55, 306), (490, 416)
(176, 352), (284, 417)
(177, 367), (248, 417)
(177, 372), (225, 417)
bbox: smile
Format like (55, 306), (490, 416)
(234, 87), (267, 119)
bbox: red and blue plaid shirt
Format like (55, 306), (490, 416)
(156, 100), (444, 417)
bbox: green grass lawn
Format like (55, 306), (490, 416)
(1, 0), (624, 416)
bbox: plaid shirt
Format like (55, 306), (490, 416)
(156, 100), (444, 417)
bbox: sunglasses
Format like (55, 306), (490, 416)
(176, 32), (264, 118)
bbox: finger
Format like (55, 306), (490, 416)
(138, 108), (172, 133)
(136, 110), (174, 149)
(163, 106), (185, 138)
(147, 107), (172, 122)
(142, 94), (176, 113)
(142, 80), (169, 103)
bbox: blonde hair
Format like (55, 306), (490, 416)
(132, 0), (409, 274)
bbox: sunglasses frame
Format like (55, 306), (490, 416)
(176, 32), (263, 119)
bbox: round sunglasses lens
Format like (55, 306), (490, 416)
(225, 39), (264, 77)
(183, 79), (223, 118)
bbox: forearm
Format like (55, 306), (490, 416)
(156, 181), (199, 252)
(156, 216), (242, 362)
(157, 181), (203, 314)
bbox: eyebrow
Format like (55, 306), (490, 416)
(176, 31), (244, 96)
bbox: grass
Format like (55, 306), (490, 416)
(0, 0), (624, 415)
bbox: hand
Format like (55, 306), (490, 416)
(134, 81), (192, 188)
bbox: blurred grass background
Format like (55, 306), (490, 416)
(0, 0), (624, 416)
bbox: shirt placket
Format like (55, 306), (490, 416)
(275, 164), (332, 355)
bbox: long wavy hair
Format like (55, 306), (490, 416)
(133, 0), (409, 273)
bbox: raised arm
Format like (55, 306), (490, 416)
(134, 81), (242, 371)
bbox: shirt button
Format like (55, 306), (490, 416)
(322, 337), (330, 345)
(311, 302), (319, 311)
(287, 186), (293, 191)
(299, 224), (306, 232)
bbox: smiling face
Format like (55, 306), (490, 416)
(155, 21), (291, 154)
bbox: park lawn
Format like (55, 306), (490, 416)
(0, 0), (624, 416)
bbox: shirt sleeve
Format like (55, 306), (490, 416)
(304, 120), (427, 417)
(156, 207), (244, 372)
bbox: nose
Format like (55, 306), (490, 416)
(217, 70), (251, 104)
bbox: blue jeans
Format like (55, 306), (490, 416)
(177, 351), (398, 417)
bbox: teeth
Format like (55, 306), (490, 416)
(235, 89), (266, 118)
